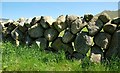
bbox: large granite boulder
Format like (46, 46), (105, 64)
(90, 45), (103, 63)
(11, 27), (23, 41)
(24, 33), (33, 45)
(111, 17), (120, 26)
(35, 38), (48, 50)
(53, 15), (67, 32)
(11, 27), (24, 46)
(98, 13), (110, 24)
(94, 32), (111, 49)
(103, 23), (117, 34)
(2, 21), (18, 41)
(30, 16), (41, 25)
(87, 17), (104, 36)
(105, 30), (120, 59)
(1, 22), (12, 41)
(17, 18), (28, 33)
(65, 15), (79, 27)
(84, 14), (93, 22)
(24, 18), (32, 28)
(2, 27), (11, 39)
(40, 16), (55, 29)
(17, 18), (26, 23)
(51, 37), (74, 54)
(7, 22), (17, 32)
(44, 28), (59, 42)
(18, 23), (27, 33)
(62, 30), (75, 43)
(2, 22), (9, 27)
(2, 20), (17, 32)
(74, 32), (92, 55)
(28, 24), (44, 38)
(95, 19), (104, 29)
(70, 17), (87, 34)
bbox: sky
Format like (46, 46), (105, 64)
(1, 2), (119, 20)
(1, 0), (120, 2)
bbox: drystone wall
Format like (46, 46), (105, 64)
(1, 13), (120, 63)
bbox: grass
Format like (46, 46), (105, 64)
(1, 41), (120, 71)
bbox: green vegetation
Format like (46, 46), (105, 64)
(1, 41), (120, 71)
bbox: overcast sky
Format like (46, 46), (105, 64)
(1, 2), (118, 20)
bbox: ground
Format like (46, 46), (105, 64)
(1, 41), (120, 71)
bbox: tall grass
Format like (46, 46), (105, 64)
(1, 41), (120, 71)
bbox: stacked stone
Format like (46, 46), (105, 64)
(1, 14), (120, 63)
(104, 17), (120, 59)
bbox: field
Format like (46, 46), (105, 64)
(1, 41), (120, 71)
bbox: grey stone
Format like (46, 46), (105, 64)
(17, 18), (28, 33)
(30, 16), (41, 25)
(17, 18), (26, 23)
(3, 27), (11, 37)
(65, 15), (79, 27)
(74, 32), (92, 54)
(53, 15), (67, 32)
(24, 18), (32, 28)
(103, 23), (117, 34)
(44, 28), (58, 42)
(111, 17), (120, 25)
(72, 51), (85, 60)
(35, 38), (48, 50)
(84, 14), (93, 22)
(11, 27), (23, 41)
(2, 20), (14, 27)
(62, 30), (75, 43)
(91, 45), (103, 54)
(2, 22), (9, 27)
(51, 37), (74, 54)
(40, 16), (55, 29)
(7, 22), (17, 32)
(18, 23), (27, 33)
(2, 21), (17, 33)
(117, 25), (120, 30)
(98, 13), (110, 24)
(87, 25), (99, 36)
(2, 27), (11, 41)
(2, 27), (11, 39)
(94, 32), (111, 49)
(28, 24), (44, 38)
(71, 18), (87, 34)
(90, 45), (103, 63)
(11, 27), (24, 46)
(24, 34), (33, 45)
(95, 19), (104, 29)
(87, 17), (104, 36)
(105, 30), (120, 59)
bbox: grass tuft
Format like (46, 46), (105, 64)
(1, 42), (120, 71)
